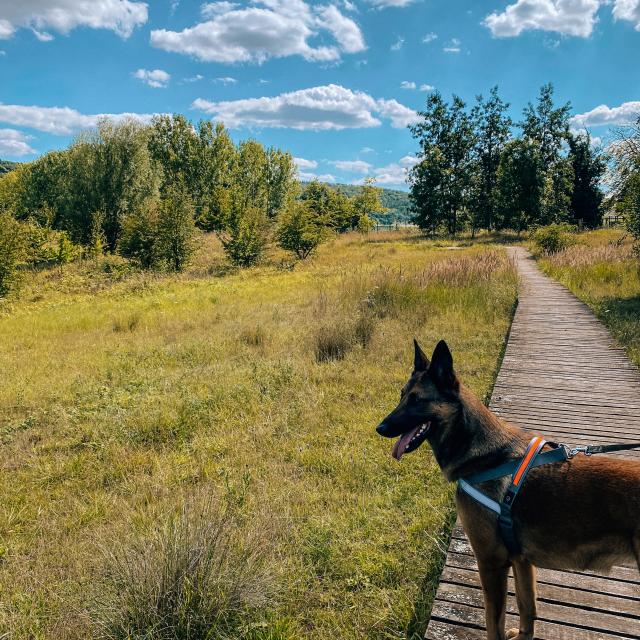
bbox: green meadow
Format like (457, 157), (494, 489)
(0, 231), (517, 639)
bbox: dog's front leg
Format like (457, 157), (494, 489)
(507, 559), (536, 640)
(477, 560), (509, 640)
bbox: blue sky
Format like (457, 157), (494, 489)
(1, 0), (639, 189)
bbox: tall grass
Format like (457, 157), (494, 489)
(0, 232), (517, 639)
(93, 493), (279, 640)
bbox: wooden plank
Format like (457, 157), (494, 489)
(425, 247), (640, 639)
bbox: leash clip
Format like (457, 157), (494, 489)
(567, 445), (591, 458)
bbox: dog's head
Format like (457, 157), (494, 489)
(376, 339), (462, 461)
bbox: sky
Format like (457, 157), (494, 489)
(0, 0), (639, 189)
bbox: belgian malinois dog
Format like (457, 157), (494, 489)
(376, 339), (640, 640)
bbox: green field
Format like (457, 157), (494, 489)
(537, 229), (640, 368)
(0, 231), (517, 639)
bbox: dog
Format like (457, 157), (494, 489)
(376, 339), (640, 640)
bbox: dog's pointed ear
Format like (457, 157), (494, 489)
(413, 339), (429, 372)
(429, 340), (459, 391)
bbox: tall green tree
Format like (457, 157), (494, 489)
(409, 92), (475, 234)
(496, 139), (544, 234)
(469, 86), (512, 232)
(231, 140), (268, 217)
(610, 118), (640, 242)
(157, 183), (197, 272)
(567, 133), (605, 228)
(277, 200), (327, 259)
(264, 147), (296, 219)
(351, 177), (385, 231)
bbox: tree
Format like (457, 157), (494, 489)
(409, 92), (475, 234)
(351, 178), (385, 231)
(496, 139), (544, 234)
(277, 201), (327, 259)
(300, 180), (353, 231)
(521, 83), (571, 174)
(469, 86), (512, 232)
(157, 184), (197, 272)
(541, 158), (574, 224)
(610, 118), (640, 242)
(0, 213), (27, 296)
(567, 133), (605, 228)
(120, 202), (163, 269)
(265, 147), (296, 219)
(231, 140), (268, 218)
(220, 206), (269, 267)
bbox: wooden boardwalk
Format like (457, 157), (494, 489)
(425, 247), (640, 639)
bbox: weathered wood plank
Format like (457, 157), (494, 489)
(425, 247), (640, 638)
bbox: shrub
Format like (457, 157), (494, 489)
(531, 223), (576, 255)
(220, 207), (269, 267)
(313, 322), (354, 362)
(120, 205), (163, 269)
(0, 213), (27, 296)
(276, 201), (326, 260)
(158, 184), (197, 272)
(93, 495), (278, 640)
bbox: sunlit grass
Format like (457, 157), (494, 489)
(538, 228), (640, 368)
(0, 231), (517, 639)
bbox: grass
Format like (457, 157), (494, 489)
(537, 228), (640, 368)
(0, 230), (518, 639)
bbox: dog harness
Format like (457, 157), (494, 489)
(458, 437), (640, 555)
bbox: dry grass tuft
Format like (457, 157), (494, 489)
(92, 493), (279, 640)
(240, 325), (267, 347)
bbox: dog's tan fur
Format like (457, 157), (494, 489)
(376, 340), (640, 640)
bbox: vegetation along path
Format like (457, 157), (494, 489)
(426, 246), (640, 639)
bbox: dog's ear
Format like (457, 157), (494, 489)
(429, 340), (459, 391)
(413, 339), (429, 372)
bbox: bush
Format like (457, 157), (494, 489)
(120, 205), (163, 269)
(531, 223), (576, 255)
(220, 207), (269, 267)
(93, 495), (278, 640)
(276, 201), (326, 260)
(314, 322), (354, 362)
(0, 213), (27, 296)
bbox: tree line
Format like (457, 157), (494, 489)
(0, 115), (385, 294)
(409, 83), (607, 235)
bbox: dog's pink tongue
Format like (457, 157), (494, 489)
(392, 429), (417, 461)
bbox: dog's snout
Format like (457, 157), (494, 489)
(376, 422), (390, 436)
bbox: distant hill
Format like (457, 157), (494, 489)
(318, 182), (414, 224)
(0, 160), (19, 174)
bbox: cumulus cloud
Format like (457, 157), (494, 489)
(371, 155), (419, 185)
(299, 171), (336, 182)
(0, 103), (156, 135)
(192, 84), (418, 130)
(150, 0), (365, 64)
(400, 81), (416, 90)
(214, 76), (237, 84)
(484, 0), (600, 37)
(571, 101), (640, 127)
(0, 0), (147, 40)
(0, 128), (36, 156)
(133, 68), (170, 88)
(443, 37), (461, 52)
(294, 156), (318, 169)
(420, 84), (434, 91)
(367, 0), (417, 7)
(422, 31), (438, 42)
(613, 0), (640, 29)
(331, 159), (372, 172)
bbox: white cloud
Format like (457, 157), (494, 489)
(571, 101), (640, 127)
(133, 68), (170, 88)
(299, 171), (336, 182)
(367, 0), (417, 7)
(183, 74), (204, 83)
(317, 4), (365, 53)
(371, 155), (419, 185)
(422, 31), (438, 42)
(400, 80), (416, 90)
(0, 0), (147, 40)
(192, 84), (418, 130)
(390, 36), (404, 50)
(0, 103), (157, 135)
(484, 0), (601, 37)
(443, 37), (461, 52)
(214, 76), (237, 84)
(0, 128), (36, 156)
(150, 0), (365, 64)
(419, 83), (434, 91)
(331, 159), (372, 172)
(294, 156), (318, 169)
(613, 0), (640, 29)
(31, 28), (53, 41)
(360, 146), (375, 154)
